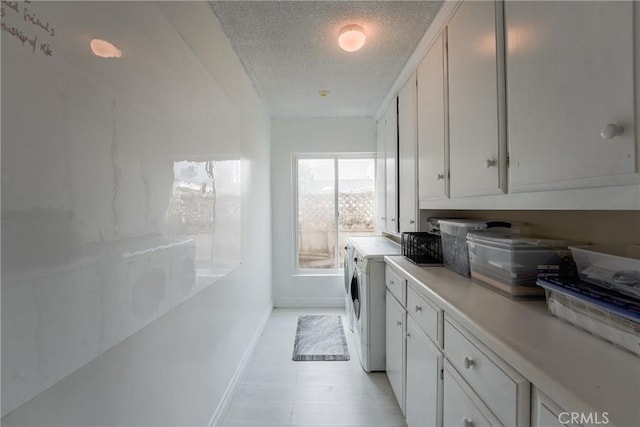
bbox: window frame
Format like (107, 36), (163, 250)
(292, 152), (377, 276)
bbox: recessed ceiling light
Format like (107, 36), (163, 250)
(338, 24), (366, 52)
(318, 90), (331, 97)
(90, 38), (122, 58)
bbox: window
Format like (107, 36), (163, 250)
(294, 154), (376, 273)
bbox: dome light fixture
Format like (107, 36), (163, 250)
(338, 24), (366, 52)
(90, 38), (122, 58)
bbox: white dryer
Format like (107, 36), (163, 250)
(344, 241), (356, 332)
(348, 236), (400, 372)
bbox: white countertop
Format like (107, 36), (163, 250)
(384, 256), (640, 427)
(349, 236), (400, 260)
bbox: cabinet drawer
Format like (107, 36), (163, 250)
(386, 265), (406, 306)
(444, 360), (503, 427)
(407, 284), (441, 346)
(444, 317), (529, 427)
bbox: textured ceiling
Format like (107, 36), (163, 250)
(209, 1), (443, 118)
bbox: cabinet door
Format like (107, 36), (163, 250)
(385, 100), (398, 232)
(443, 361), (503, 427)
(376, 118), (387, 231)
(386, 291), (406, 414)
(506, 1), (637, 193)
(417, 31), (448, 201)
(532, 388), (575, 427)
(406, 317), (441, 427)
(398, 74), (417, 232)
(447, 0), (507, 197)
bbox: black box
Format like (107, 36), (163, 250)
(401, 232), (443, 265)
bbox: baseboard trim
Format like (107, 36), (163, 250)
(274, 298), (345, 308)
(208, 302), (273, 427)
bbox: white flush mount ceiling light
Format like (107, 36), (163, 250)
(90, 38), (122, 58)
(338, 24), (366, 52)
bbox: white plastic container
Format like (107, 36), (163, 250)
(438, 219), (511, 277)
(569, 245), (640, 298)
(467, 231), (572, 295)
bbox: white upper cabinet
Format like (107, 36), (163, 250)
(447, 0), (507, 197)
(398, 74), (418, 232)
(376, 118), (387, 231)
(417, 31), (449, 201)
(385, 100), (399, 232)
(505, 1), (638, 193)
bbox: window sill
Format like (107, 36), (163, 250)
(293, 272), (344, 278)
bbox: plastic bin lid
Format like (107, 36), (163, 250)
(437, 219), (491, 228)
(570, 245), (640, 261)
(467, 230), (571, 249)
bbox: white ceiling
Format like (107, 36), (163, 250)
(209, 1), (443, 118)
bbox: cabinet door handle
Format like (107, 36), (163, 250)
(483, 158), (496, 168)
(462, 417), (474, 427)
(437, 173), (445, 180)
(415, 305), (422, 312)
(391, 218), (396, 222)
(601, 123), (624, 140)
(397, 321), (402, 327)
(463, 356), (475, 369)
(390, 280), (395, 285)
(406, 332), (411, 338)
(409, 220), (415, 224)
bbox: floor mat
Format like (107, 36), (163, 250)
(292, 315), (350, 361)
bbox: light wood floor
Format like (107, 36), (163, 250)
(221, 308), (407, 427)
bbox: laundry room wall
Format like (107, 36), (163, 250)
(271, 118), (376, 307)
(1, 2), (272, 425)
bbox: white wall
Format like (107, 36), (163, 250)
(271, 118), (376, 307)
(1, 2), (272, 425)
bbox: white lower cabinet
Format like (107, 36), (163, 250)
(386, 264), (532, 427)
(386, 265), (443, 426)
(444, 316), (530, 427)
(386, 290), (406, 414)
(386, 258), (637, 427)
(532, 388), (576, 427)
(444, 360), (503, 427)
(406, 316), (442, 427)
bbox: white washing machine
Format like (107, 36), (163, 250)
(349, 236), (401, 372)
(344, 241), (356, 332)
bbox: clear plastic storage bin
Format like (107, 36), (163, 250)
(537, 278), (640, 357)
(569, 245), (640, 299)
(438, 219), (511, 277)
(467, 231), (572, 297)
